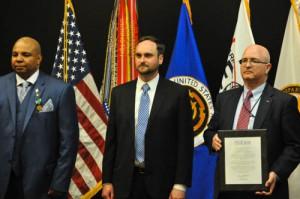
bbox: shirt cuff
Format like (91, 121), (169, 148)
(173, 184), (186, 192)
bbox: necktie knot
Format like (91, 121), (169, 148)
(246, 90), (253, 99)
(18, 81), (31, 103)
(142, 84), (150, 94)
(21, 81), (30, 89)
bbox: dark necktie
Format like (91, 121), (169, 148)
(135, 83), (150, 163)
(236, 90), (253, 129)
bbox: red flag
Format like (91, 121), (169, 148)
(100, 0), (139, 114)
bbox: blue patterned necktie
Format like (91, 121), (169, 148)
(17, 81), (31, 103)
(135, 83), (150, 163)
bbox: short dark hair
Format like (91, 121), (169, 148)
(137, 36), (165, 55)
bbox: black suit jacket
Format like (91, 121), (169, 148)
(102, 77), (194, 198)
(204, 84), (300, 199)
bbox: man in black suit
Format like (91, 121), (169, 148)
(204, 44), (300, 199)
(102, 36), (194, 199)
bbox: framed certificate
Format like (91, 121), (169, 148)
(218, 129), (268, 191)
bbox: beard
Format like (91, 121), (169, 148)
(137, 64), (158, 76)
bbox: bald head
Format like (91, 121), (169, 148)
(14, 37), (42, 55)
(11, 36), (42, 79)
(240, 44), (272, 90)
(243, 44), (270, 63)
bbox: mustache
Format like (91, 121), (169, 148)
(137, 63), (149, 68)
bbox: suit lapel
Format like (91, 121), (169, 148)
(23, 73), (46, 132)
(253, 84), (273, 129)
(148, 78), (164, 126)
(128, 81), (137, 138)
(6, 73), (17, 127)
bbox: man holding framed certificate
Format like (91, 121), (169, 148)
(204, 44), (300, 199)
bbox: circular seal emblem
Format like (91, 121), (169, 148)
(281, 84), (300, 112)
(222, 81), (242, 91)
(170, 76), (214, 147)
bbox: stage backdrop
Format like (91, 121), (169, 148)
(0, 0), (290, 100)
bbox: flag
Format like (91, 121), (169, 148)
(166, 0), (217, 198)
(52, 0), (107, 198)
(219, 0), (255, 92)
(100, 0), (138, 114)
(274, 1), (300, 198)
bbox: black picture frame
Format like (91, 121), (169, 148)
(218, 129), (268, 191)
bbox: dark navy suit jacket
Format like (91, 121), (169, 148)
(0, 72), (79, 199)
(204, 84), (300, 199)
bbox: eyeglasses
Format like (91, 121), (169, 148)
(239, 58), (269, 65)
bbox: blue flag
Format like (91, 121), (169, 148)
(166, 1), (217, 199)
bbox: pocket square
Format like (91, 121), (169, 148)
(40, 99), (54, 112)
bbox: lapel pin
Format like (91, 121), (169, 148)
(35, 88), (43, 112)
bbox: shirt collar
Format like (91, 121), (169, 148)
(243, 82), (266, 98)
(16, 69), (39, 86)
(137, 74), (159, 92)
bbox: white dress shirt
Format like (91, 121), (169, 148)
(16, 69), (39, 87)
